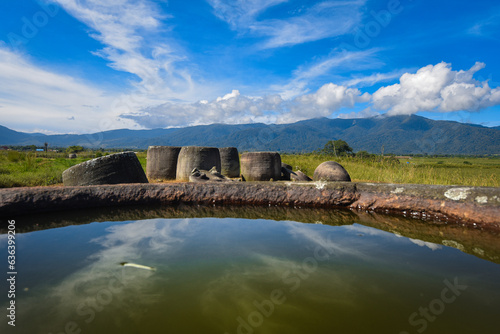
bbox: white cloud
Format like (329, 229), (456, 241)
(16, 219), (191, 331)
(122, 82), (371, 127)
(468, 12), (500, 38)
(208, 0), (366, 49)
(273, 48), (382, 99)
(343, 69), (411, 88)
(372, 62), (500, 115)
(0, 47), (137, 133)
(4, 40), (498, 133)
(287, 222), (370, 258)
(124, 62), (500, 129)
(0, 0), (233, 134)
(285, 83), (370, 122)
(52, 0), (214, 105)
(53, 0), (162, 51)
(2, 1), (373, 133)
(338, 107), (379, 119)
(409, 238), (442, 251)
(208, 0), (288, 29)
(122, 90), (285, 127)
(440, 81), (500, 112)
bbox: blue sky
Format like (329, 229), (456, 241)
(0, 0), (499, 134)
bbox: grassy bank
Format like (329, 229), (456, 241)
(0, 151), (100, 188)
(281, 154), (500, 187)
(0, 150), (498, 188)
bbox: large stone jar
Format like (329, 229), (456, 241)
(240, 152), (281, 181)
(176, 146), (221, 181)
(219, 147), (240, 178)
(146, 146), (181, 181)
(313, 161), (351, 182)
(62, 152), (148, 186)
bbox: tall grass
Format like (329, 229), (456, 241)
(0, 151), (89, 188)
(0, 151), (498, 188)
(281, 154), (500, 187)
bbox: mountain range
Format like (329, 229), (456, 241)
(1, 115), (499, 155)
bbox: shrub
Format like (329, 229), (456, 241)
(356, 151), (373, 159)
(7, 151), (24, 162)
(66, 145), (84, 154)
(22, 153), (37, 172)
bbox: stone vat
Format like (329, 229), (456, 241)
(240, 152), (281, 181)
(146, 146), (181, 181)
(176, 146), (221, 181)
(62, 152), (148, 186)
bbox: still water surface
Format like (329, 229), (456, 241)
(1, 207), (500, 334)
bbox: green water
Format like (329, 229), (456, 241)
(1, 208), (500, 334)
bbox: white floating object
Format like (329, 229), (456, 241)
(120, 262), (156, 271)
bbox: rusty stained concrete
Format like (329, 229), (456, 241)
(0, 181), (499, 230)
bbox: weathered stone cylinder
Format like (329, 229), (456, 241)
(240, 152), (281, 181)
(176, 146), (221, 181)
(219, 147), (240, 178)
(62, 152), (148, 186)
(313, 161), (351, 182)
(146, 146), (181, 181)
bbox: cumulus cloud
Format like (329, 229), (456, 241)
(122, 90), (285, 127)
(122, 83), (370, 127)
(285, 83), (370, 122)
(208, 0), (366, 49)
(124, 62), (500, 128)
(372, 62), (500, 115)
(338, 107), (380, 119)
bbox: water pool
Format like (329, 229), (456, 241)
(1, 206), (500, 334)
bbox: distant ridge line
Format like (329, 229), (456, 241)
(1, 115), (499, 155)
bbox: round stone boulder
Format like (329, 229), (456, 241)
(219, 147), (240, 178)
(146, 146), (181, 181)
(176, 146), (221, 181)
(62, 151), (148, 186)
(240, 152), (281, 181)
(68, 153), (77, 159)
(313, 161), (351, 182)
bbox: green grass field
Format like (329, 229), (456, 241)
(281, 154), (500, 187)
(0, 150), (499, 188)
(0, 151), (98, 188)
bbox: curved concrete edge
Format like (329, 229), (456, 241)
(0, 182), (499, 230)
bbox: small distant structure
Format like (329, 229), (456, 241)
(395, 156), (412, 159)
(36, 149), (44, 152)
